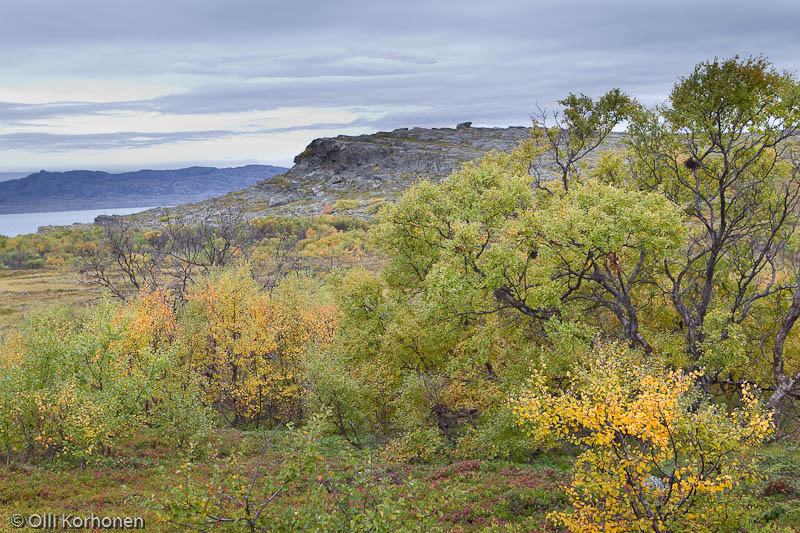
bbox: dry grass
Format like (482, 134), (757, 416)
(0, 269), (101, 335)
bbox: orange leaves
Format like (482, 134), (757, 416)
(116, 287), (177, 351)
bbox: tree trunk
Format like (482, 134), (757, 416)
(769, 285), (800, 434)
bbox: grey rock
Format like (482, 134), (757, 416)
(268, 195), (289, 207)
(644, 476), (666, 492)
(118, 126), (627, 228)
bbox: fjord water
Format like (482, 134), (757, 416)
(0, 207), (158, 237)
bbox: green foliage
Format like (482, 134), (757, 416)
(0, 294), (210, 463)
(0, 227), (92, 269)
(154, 419), (569, 532)
(532, 87), (636, 189)
(349, 123), (685, 456)
(156, 419), (415, 532)
(666, 55), (800, 135)
(623, 57), (800, 430)
(303, 347), (380, 448)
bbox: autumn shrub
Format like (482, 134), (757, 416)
(0, 290), (210, 463)
(156, 417), (415, 532)
(298, 227), (369, 266)
(181, 267), (337, 428)
(333, 198), (361, 212)
(0, 228), (91, 270)
(363, 200), (386, 215)
(0, 262), (341, 464)
(512, 343), (773, 532)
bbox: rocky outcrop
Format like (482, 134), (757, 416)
(130, 125), (626, 226)
(234, 126), (536, 215)
(285, 126), (531, 189)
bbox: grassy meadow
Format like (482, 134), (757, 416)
(0, 269), (100, 335)
(2, 425), (800, 532)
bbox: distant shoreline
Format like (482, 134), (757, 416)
(0, 206), (161, 238)
(0, 164), (287, 215)
(0, 201), (172, 216)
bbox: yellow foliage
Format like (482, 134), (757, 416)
(512, 343), (772, 532)
(113, 287), (176, 353)
(184, 268), (337, 425)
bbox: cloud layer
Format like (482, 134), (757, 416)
(1, 0), (799, 170)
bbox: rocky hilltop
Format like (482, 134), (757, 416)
(139, 125), (535, 223)
(126, 124), (625, 227)
(253, 125), (535, 208)
(292, 124), (531, 185)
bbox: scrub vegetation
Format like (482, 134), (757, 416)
(4, 56), (800, 532)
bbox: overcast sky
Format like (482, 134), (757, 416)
(1, 0), (798, 172)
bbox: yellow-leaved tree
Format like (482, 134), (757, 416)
(512, 343), (772, 532)
(182, 267), (337, 427)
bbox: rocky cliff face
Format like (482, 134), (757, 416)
(228, 125), (536, 216)
(286, 125), (532, 190)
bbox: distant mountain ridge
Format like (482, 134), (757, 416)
(0, 164), (287, 214)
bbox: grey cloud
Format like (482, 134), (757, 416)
(2, 0), (800, 167)
(0, 130), (233, 152)
(0, 46), (673, 122)
(163, 51), (440, 80)
(1, 1), (799, 48)
(0, 120), (381, 152)
(0, 109), (531, 153)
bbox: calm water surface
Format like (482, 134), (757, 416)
(0, 207), (159, 237)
